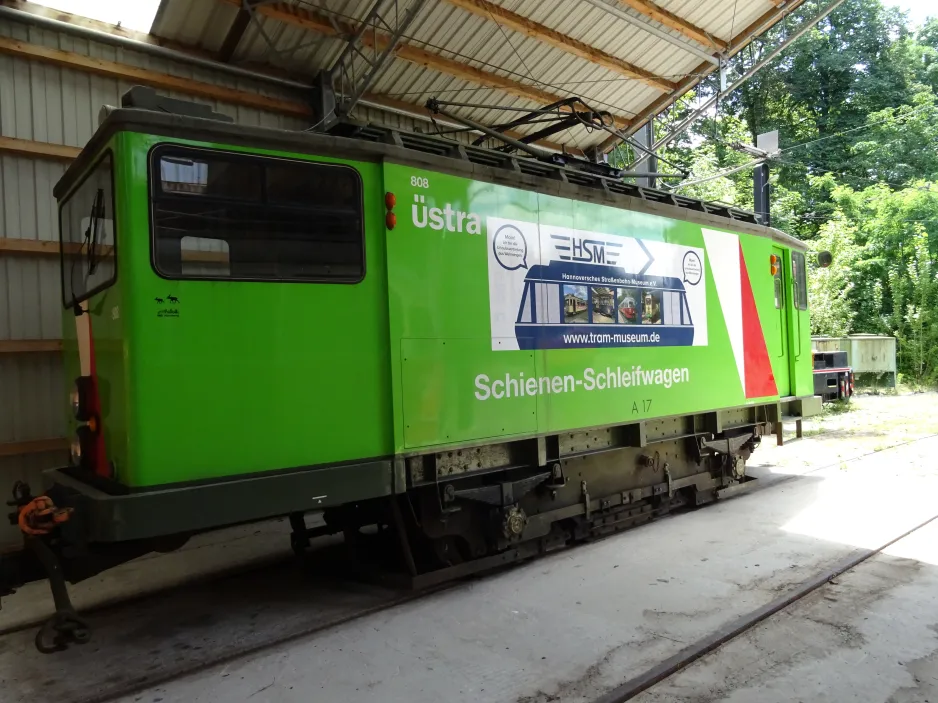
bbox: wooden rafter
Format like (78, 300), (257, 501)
(217, 0), (633, 128)
(0, 437), (69, 458)
(0, 237), (112, 257)
(0, 340), (63, 353)
(218, 0), (261, 62)
(3, 1), (597, 150)
(0, 237), (64, 256)
(444, 0), (675, 93)
(0, 135), (81, 161)
(0, 37), (313, 117)
(614, 0), (727, 51)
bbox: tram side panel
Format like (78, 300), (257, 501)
(383, 162), (789, 455)
(66, 132), (398, 490)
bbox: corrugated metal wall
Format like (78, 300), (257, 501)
(0, 15), (430, 548)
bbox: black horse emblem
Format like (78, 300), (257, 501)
(154, 297), (164, 304)
(167, 295), (179, 304)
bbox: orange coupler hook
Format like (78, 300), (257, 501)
(8, 483), (88, 653)
(18, 495), (73, 536)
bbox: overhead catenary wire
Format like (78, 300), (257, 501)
(780, 102), (938, 154)
(646, 97), (938, 199)
(379, 71), (718, 100)
(776, 157), (938, 193)
(665, 156), (769, 191)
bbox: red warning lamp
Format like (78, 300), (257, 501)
(385, 192), (396, 230)
(770, 254), (778, 276)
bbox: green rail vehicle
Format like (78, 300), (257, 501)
(2, 89), (822, 652)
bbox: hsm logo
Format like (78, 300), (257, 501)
(412, 194), (482, 234)
(551, 235), (622, 265)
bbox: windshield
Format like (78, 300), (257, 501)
(60, 152), (116, 309)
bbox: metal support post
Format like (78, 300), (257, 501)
(313, 0), (427, 130)
(633, 121), (658, 188)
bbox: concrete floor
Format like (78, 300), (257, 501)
(634, 519), (938, 703)
(1, 393), (936, 703)
(108, 436), (938, 703)
(0, 518), (295, 632)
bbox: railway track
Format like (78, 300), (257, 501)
(0, 545), (445, 703)
(591, 508), (938, 703)
(1, 431), (935, 703)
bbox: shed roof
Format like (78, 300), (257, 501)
(150, 0), (802, 152)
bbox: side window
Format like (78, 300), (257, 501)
(151, 148), (364, 282)
(60, 152), (117, 308)
(792, 251), (808, 310)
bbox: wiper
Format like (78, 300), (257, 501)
(85, 189), (105, 276)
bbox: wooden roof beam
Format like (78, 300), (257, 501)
(218, 0), (633, 129)
(218, 0), (261, 62)
(0, 36), (312, 116)
(0, 339), (63, 353)
(0, 236), (112, 257)
(444, 0), (675, 92)
(0, 437), (68, 457)
(614, 0), (727, 51)
(0, 135), (80, 161)
(0, 38), (578, 152)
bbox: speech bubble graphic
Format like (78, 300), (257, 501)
(682, 251), (702, 285)
(493, 224), (528, 270)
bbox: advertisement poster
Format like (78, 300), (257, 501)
(486, 217), (707, 351)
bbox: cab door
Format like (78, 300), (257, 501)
(772, 246), (791, 396)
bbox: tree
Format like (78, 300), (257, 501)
(809, 178), (938, 383)
(625, 0), (938, 385)
(807, 217), (860, 337)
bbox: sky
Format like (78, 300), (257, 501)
(883, 0), (934, 25)
(32, 0), (161, 33)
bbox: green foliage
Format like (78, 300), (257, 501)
(807, 216), (860, 337)
(806, 179), (938, 383)
(851, 89), (938, 183)
(649, 0), (938, 385)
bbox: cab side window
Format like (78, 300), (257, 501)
(60, 152), (117, 307)
(151, 147), (364, 283)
